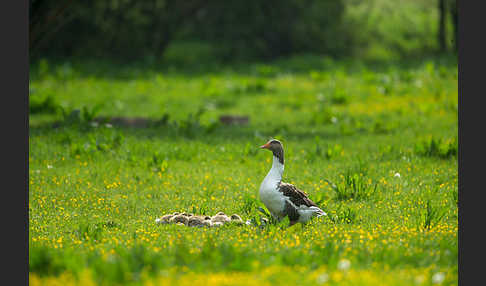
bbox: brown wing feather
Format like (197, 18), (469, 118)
(278, 182), (317, 207)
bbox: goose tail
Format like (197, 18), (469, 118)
(310, 206), (327, 217)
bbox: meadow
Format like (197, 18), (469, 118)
(29, 54), (458, 285)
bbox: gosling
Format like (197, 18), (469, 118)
(230, 214), (244, 225)
(188, 216), (207, 227)
(170, 214), (189, 225)
(211, 212), (231, 224)
(155, 214), (173, 224)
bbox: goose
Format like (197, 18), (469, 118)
(259, 139), (326, 226)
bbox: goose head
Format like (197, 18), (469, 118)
(260, 139), (284, 165)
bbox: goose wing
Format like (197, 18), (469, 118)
(277, 182), (318, 207)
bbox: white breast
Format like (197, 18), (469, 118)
(259, 181), (286, 219)
(259, 156), (286, 219)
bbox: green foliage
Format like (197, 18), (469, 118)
(66, 128), (124, 156)
(310, 105), (337, 126)
(344, 0), (455, 60)
(451, 187), (458, 207)
(31, 0), (209, 60)
(194, 0), (351, 60)
(415, 137), (457, 159)
(29, 94), (60, 115)
(421, 200), (446, 230)
(327, 172), (377, 202)
(74, 222), (106, 242)
(327, 206), (359, 224)
(371, 117), (397, 134)
(306, 137), (343, 162)
(58, 105), (105, 129)
(240, 194), (259, 216)
(31, 0), (457, 64)
(232, 80), (273, 95)
(29, 245), (70, 277)
(173, 107), (220, 138)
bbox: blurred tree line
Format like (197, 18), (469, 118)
(29, 0), (457, 62)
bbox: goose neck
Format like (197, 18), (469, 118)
(268, 155), (284, 179)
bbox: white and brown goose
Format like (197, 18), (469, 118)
(259, 139), (326, 226)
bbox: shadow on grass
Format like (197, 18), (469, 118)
(29, 52), (458, 82)
(29, 120), (347, 145)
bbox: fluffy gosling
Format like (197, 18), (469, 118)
(170, 214), (189, 225)
(155, 214), (173, 224)
(230, 214), (244, 225)
(188, 216), (207, 227)
(211, 213), (231, 224)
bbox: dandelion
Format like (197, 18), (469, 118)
(432, 272), (445, 284)
(337, 259), (351, 271)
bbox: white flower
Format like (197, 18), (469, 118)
(394, 172), (401, 178)
(432, 272), (445, 284)
(337, 259), (351, 271)
(316, 273), (329, 284)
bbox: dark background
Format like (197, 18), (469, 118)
(29, 0), (457, 63)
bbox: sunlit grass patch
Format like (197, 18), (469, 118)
(29, 266), (457, 286)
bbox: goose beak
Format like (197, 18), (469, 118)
(260, 143), (270, 149)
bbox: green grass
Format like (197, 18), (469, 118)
(29, 55), (457, 286)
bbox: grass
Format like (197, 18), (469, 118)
(29, 54), (457, 285)
(326, 171), (378, 202)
